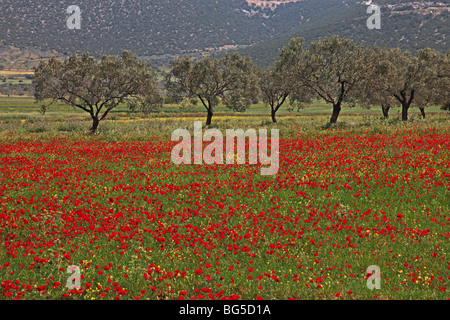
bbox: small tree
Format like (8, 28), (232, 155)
(355, 47), (398, 119)
(34, 51), (163, 133)
(289, 36), (371, 123)
(258, 67), (291, 123)
(413, 48), (449, 119)
(165, 53), (259, 126)
(258, 38), (311, 123)
(368, 47), (447, 121)
(430, 49), (450, 115)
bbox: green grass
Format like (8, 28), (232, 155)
(0, 95), (448, 141)
(0, 96), (447, 119)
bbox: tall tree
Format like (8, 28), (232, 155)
(355, 47), (398, 119)
(367, 47), (447, 121)
(415, 48), (450, 119)
(258, 37), (311, 123)
(289, 36), (371, 123)
(258, 67), (290, 123)
(165, 52), (258, 126)
(34, 51), (162, 133)
(418, 48), (450, 118)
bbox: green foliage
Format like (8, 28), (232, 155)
(33, 51), (162, 132)
(165, 52), (259, 124)
(358, 46), (449, 121)
(284, 36), (372, 123)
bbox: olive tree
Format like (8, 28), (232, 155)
(34, 51), (163, 133)
(355, 47), (399, 119)
(287, 36), (371, 124)
(365, 47), (447, 121)
(258, 66), (291, 123)
(258, 37), (311, 123)
(164, 52), (259, 126)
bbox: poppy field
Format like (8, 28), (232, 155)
(0, 120), (449, 300)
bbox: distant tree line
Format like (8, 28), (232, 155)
(33, 36), (449, 132)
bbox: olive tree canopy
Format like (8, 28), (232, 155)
(164, 52), (259, 126)
(34, 51), (163, 133)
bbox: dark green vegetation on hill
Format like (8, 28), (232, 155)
(0, 0), (321, 61)
(237, 1), (450, 65)
(1, 0), (448, 67)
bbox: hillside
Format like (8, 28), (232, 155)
(0, 0), (448, 68)
(237, 1), (450, 65)
(0, 0), (329, 65)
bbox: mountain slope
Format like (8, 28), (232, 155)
(0, 0), (258, 56)
(0, 0), (326, 58)
(236, 1), (449, 65)
(0, 0), (448, 68)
